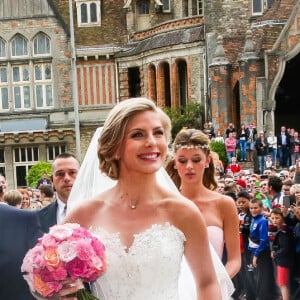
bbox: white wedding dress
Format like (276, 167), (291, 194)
(68, 128), (234, 300)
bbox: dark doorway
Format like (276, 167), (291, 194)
(233, 81), (240, 129)
(128, 67), (141, 97)
(177, 60), (188, 106)
(275, 54), (300, 133)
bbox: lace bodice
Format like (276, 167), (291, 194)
(90, 223), (185, 300)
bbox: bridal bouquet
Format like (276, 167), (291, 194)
(21, 223), (106, 299)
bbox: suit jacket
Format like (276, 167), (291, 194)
(36, 178), (51, 188)
(0, 204), (43, 300)
(37, 200), (58, 233)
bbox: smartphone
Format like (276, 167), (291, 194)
(282, 196), (290, 208)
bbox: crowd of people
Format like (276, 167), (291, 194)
(204, 122), (300, 177)
(1, 98), (300, 300)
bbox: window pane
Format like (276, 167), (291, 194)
(45, 65), (51, 80)
(0, 68), (7, 82)
(0, 149), (4, 163)
(36, 85), (43, 107)
(13, 67), (20, 82)
(34, 34), (50, 55)
(12, 36), (28, 56)
(46, 85), (53, 106)
(27, 148), (32, 161)
(81, 3), (88, 23)
(35, 65), (42, 80)
(1, 88), (8, 109)
(15, 149), (20, 162)
(253, 0), (262, 13)
(138, 1), (149, 14)
(33, 148), (39, 161)
(21, 148), (26, 161)
(162, 0), (170, 11)
(23, 67), (29, 81)
(23, 86), (30, 108)
(90, 3), (97, 22)
(14, 87), (21, 108)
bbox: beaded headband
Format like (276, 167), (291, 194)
(174, 144), (210, 150)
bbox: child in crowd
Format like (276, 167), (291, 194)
(3, 190), (22, 208)
(225, 156), (242, 174)
(248, 198), (279, 299)
(270, 208), (295, 300)
(236, 191), (255, 300)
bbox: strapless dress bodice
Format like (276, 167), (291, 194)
(207, 225), (224, 259)
(90, 223), (185, 300)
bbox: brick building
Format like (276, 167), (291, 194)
(0, 0), (299, 187)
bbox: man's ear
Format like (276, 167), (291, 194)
(50, 175), (53, 183)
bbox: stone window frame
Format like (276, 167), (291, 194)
(197, 0), (203, 16)
(75, 0), (101, 27)
(252, 0), (263, 15)
(162, 0), (170, 13)
(0, 38), (6, 59)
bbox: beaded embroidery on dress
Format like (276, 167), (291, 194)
(91, 223), (185, 300)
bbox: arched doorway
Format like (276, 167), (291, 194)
(275, 53), (300, 133)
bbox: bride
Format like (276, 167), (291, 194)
(66, 98), (233, 299)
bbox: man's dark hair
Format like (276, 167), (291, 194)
(237, 190), (252, 200)
(268, 175), (283, 193)
(38, 184), (54, 197)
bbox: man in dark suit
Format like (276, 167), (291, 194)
(36, 171), (51, 188)
(0, 204), (43, 300)
(277, 125), (291, 169)
(38, 153), (80, 233)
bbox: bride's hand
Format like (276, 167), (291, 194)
(32, 278), (84, 300)
(56, 278), (84, 299)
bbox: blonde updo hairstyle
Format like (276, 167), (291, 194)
(98, 98), (171, 180)
(165, 128), (217, 190)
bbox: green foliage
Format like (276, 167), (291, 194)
(26, 162), (52, 187)
(210, 141), (227, 165)
(163, 102), (204, 140)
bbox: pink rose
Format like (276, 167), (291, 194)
(57, 241), (77, 262)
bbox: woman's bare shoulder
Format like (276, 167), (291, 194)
(65, 193), (107, 226)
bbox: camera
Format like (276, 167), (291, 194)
(0, 185), (3, 193)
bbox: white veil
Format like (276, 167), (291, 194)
(68, 128), (234, 299)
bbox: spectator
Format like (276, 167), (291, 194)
(237, 123), (248, 161)
(18, 188), (31, 210)
(246, 124), (257, 162)
(36, 171), (51, 188)
(225, 131), (237, 164)
(0, 174), (8, 202)
(225, 156), (242, 175)
(38, 184), (54, 206)
(267, 131), (278, 167)
(265, 155), (273, 169)
(213, 130), (225, 143)
(248, 198), (278, 299)
(277, 126), (291, 169)
(203, 122), (214, 139)
(3, 190), (22, 208)
(236, 190), (255, 300)
(225, 122), (236, 138)
(270, 207), (295, 300)
(255, 131), (268, 175)
(290, 130), (300, 166)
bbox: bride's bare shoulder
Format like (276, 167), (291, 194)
(65, 190), (110, 225)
